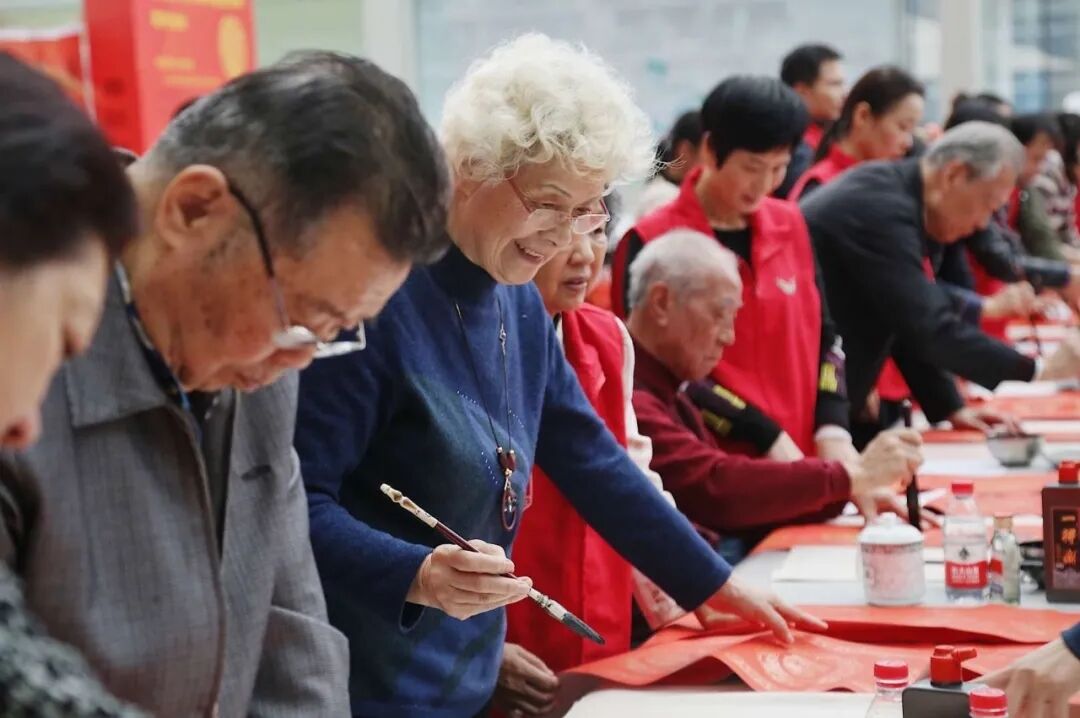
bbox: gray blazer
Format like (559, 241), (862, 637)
(0, 279), (349, 717)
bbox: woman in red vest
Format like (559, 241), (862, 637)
(790, 65), (925, 201)
(613, 76), (865, 469)
(498, 197), (674, 715)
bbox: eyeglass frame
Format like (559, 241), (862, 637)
(506, 176), (610, 236)
(226, 181), (366, 359)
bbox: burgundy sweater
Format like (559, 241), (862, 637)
(631, 341), (852, 535)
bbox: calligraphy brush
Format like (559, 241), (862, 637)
(901, 399), (922, 530)
(379, 483), (605, 645)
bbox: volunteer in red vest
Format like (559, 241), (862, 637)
(498, 200), (671, 714)
(775, 43), (845, 198)
(613, 75), (861, 470)
(791, 65), (925, 201)
(626, 230), (922, 551)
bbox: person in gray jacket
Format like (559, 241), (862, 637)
(0, 51), (450, 716)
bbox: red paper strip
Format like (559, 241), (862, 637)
(752, 525), (862, 554)
(570, 633), (1051, 693)
(922, 429), (1080, 444)
(920, 473), (1052, 517)
(570, 606), (1080, 693)
(651, 605), (1076, 647)
(971, 392), (1080, 421)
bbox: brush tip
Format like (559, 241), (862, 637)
(563, 611), (605, 645)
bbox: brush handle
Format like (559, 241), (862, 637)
(900, 400), (921, 530)
(381, 485), (567, 609)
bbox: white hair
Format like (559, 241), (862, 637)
(440, 33), (656, 186)
(924, 121), (1025, 181)
(627, 229), (740, 311)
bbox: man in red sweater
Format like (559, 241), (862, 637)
(626, 229), (923, 552)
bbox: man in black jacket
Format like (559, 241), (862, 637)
(802, 121), (1080, 438)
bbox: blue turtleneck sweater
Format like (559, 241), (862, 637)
(294, 245), (731, 717)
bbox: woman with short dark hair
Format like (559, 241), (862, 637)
(0, 52), (143, 716)
(791, 65), (925, 200)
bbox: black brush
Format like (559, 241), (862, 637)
(901, 399), (922, 530)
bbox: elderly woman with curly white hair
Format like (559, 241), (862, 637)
(294, 34), (824, 718)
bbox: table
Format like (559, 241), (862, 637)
(554, 401), (1080, 716)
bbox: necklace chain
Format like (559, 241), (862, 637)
(453, 299), (514, 474)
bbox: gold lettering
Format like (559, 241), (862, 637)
(163, 74), (226, 89)
(156, 0), (246, 10)
(154, 55), (196, 71)
(149, 9), (189, 31)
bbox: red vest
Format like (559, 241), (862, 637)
(614, 167), (822, 454)
(505, 305), (633, 672)
(804, 123), (826, 151)
(790, 144), (858, 201)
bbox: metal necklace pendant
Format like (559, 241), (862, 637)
(496, 446), (517, 473)
(497, 446), (518, 531)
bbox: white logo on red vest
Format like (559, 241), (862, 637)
(776, 277), (797, 295)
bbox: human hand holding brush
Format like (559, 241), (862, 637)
(406, 539), (531, 617)
(407, 540), (532, 620)
(385, 484), (603, 642)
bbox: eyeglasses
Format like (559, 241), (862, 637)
(227, 182), (366, 360)
(507, 176), (610, 235)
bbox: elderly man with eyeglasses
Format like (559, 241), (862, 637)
(0, 52), (450, 716)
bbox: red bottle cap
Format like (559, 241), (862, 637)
(874, 660), (909, 681)
(929, 645), (977, 685)
(1059, 461), (1079, 485)
(969, 686), (1007, 711)
(951, 480), (975, 496)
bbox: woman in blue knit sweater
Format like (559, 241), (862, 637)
(294, 33), (824, 718)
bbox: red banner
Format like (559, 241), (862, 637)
(0, 26), (87, 109)
(85, 0), (255, 152)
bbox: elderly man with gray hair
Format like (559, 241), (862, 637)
(626, 230), (922, 553)
(803, 121), (1080, 439)
(0, 51), (450, 716)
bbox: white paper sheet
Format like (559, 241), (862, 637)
(565, 690), (873, 718)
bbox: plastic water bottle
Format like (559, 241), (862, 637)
(865, 660), (908, 717)
(988, 514), (1022, 605)
(944, 481), (988, 604)
(969, 686), (1009, 717)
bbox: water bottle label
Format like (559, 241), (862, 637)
(946, 560), (988, 589)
